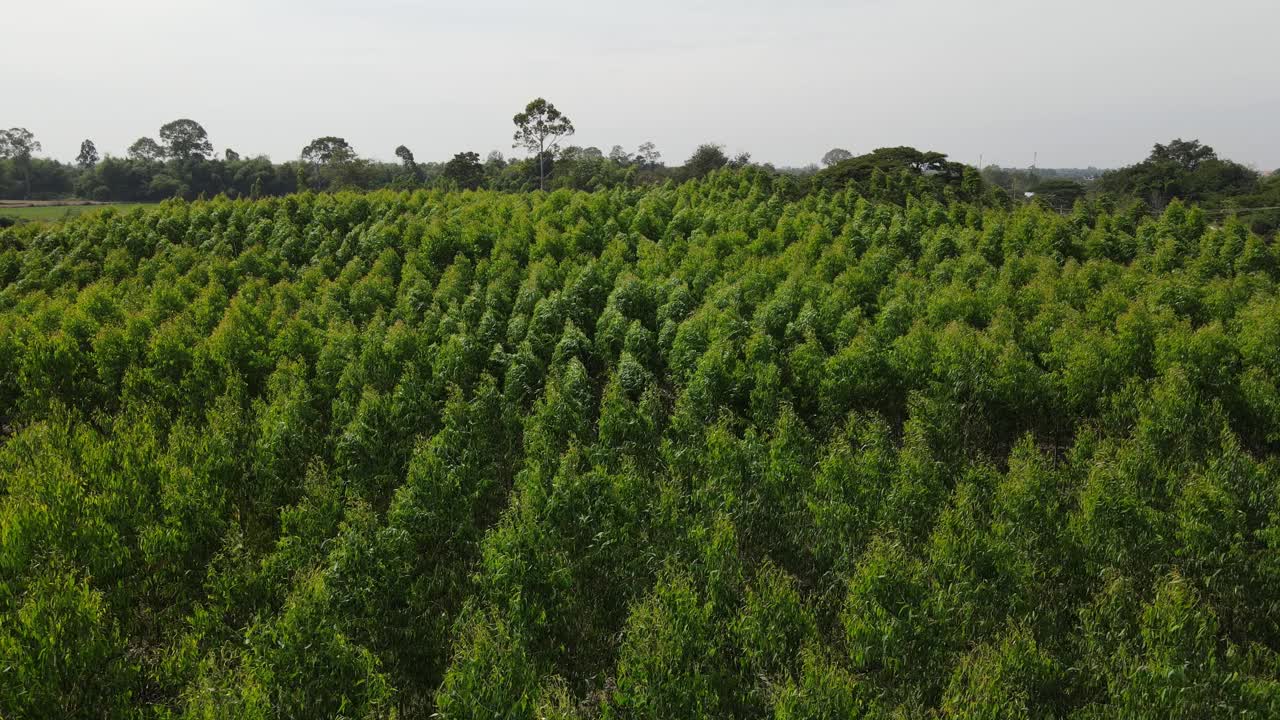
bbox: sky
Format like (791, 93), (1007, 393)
(6, 0), (1279, 170)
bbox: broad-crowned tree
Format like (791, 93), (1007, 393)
(0, 127), (40, 160)
(127, 136), (165, 162)
(300, 136), (367, 189)
(821, 147), (853, 167)
(300, 136), (356, 164)
(683, 143), (728, 179)
(1151, 138), (1216, 171)
(444, 151), (485, 190)
(158, 118), (213, 160)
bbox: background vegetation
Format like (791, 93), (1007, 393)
(4, 115), (1276, 234)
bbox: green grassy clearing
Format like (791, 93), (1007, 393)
(0, 203), (153, 222)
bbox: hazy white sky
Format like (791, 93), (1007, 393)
(7, 0), (1278, 169)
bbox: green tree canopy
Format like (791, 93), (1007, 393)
(683, 143), (729, 179)
(443, 151), (484, 190)
(127, 136), (165, 162)
(821, 147), (853, 166)
(75, 139), (99, 168)
(301, 136), (356, 164)
(158, 118), (213, 160)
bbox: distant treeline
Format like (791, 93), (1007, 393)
(0, 119), (996, 208)
(981, 139), (1280, 233)
(2, 112), (1278, 232)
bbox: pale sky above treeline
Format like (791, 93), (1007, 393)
(8, 0), (1278, 170)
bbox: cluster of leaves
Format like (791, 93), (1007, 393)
(2, 169), (1279, 718)
(813, 147), (994, 208)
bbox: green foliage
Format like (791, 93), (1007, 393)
(0, 559), (135, 719)
(243, 572), (394, 720)
(435, 608), (539, 720)
(606, 572), (727, 720)
(940, 626), (1062, 719)
(2, 175), (1279, 718)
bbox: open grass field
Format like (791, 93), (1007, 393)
(0, 202), (152, 222)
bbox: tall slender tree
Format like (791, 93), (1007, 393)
(76, 139), (99, 168)
(512, 98), (574, 191)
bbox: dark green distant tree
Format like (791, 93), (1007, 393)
(301, 136), (355, 164)
(394, 145), (414, 166)
(127, 136), (166, 162)
(549, 145), (630, 190)
(159, 118), (213, 160)
(394, 144), (423, 182)
(609, 145), (632, 165)
(1151, 138), (1216, 171)
(512, 97), (575, 191)
(0, 127), (40, 159)
(483, 150), (508, 184)
(637, 141), (662, 168)
(224, 148), (240, 162)
(443, 151), (485, 190)
(0, 127), (42, 198)
(299, 136), (369, 190)
(1097, 138), (1258, 208)
(812, 145), (968, 198)
(821, 147), (853, 167)
(75, 139), (99, 168)
(1031, 178), (1087, 211)
(683, 143), (729, 179)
